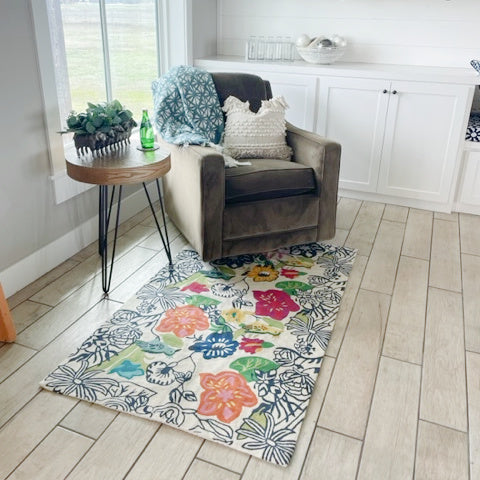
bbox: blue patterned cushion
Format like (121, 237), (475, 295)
(466, 113), (480, 142)
(152, 66), (224, 145)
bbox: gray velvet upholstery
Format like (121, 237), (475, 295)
(159, 72), (341, 261)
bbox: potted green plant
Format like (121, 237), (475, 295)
(62, 99), (137, 155)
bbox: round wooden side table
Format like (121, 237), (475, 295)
(66, 145), (172, 294)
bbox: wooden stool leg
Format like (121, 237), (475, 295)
(0, 283), (16, 342)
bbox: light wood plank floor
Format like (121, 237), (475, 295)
(1, 197), (478, 480)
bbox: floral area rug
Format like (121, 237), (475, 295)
(40, 243), (356, 466)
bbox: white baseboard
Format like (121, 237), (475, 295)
(453, 201), (480, 215)
(338, 188), (453, 213)
(0, 182), (158, 298)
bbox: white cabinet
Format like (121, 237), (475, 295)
(316, 77), (388, 193)
(255, 71), (317, 131)
(317, 76), (471, 206)
(455, 146), (480, 214)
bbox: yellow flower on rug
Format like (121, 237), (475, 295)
(247, 264), (279, 282)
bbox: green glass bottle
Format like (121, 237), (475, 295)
(140, 109), (155, 149)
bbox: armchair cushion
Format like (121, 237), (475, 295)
(225, 159), (316, 204)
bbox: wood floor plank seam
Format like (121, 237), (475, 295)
(421, 287), (467, 432)
(239, 455), (252, 479)
(191, 456), (246, 477)
(0, 392), (81, 478)
(361, 219), (405, 295)
(7, 260), (82, 310)
(24, 299), (57, 309)
(310, 424), (367, 445)
(352, 294), (395, 478)
(466, 348), (480, 354)
(344, 201), (385, 256)
(381, 352), (423, 368)
(16, 247), (162, 351)
(20, 296), (104, 353)
(417, 418), (471, 437)
(296, 393), (337, 480)
(8, 422), (92, 479)
(182, 439), (207, 480)
(121, 423), (163, 480)
(0, 347), (44, 389)
(31, 224), (168, 308)
(57, 423), (103, 442)
(459, 252), (472, 480)
(61, 423), (112, 480)
(412, 275), (431, 479)
(325, 256), (369, 360)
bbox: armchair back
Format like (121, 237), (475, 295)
(211, 73), (272, 113)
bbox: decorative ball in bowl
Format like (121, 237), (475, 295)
(296, 34), (347, 64)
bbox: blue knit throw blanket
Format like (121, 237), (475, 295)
(151, 65), (224, 146)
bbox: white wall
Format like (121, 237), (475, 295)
(217, 0), (480, 68)
(0, 2), (98, 273)
(0, 0), (145, 296)
(192, 0), (217, 59)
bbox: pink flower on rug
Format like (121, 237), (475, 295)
(239, 337), (265, 354)
(253, 289), (300, 320)
(181, 281), (209, 293)
(155, 305), (210, 337)
(280, 268), (301, 279)
(198, 371), (257, 423)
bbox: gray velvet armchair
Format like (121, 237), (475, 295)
(158, 72), (341, 261)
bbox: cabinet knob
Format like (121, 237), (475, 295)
(383, 89), (388, 94)
(392, 90), (398, 95)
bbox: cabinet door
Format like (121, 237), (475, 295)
(317, 77), (389, 192)
(255, 71), (317, 130)
(377, 81), (470, 202)
(457, 150), (480, 211)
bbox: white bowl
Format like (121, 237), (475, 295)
(297, 45), (346, 65)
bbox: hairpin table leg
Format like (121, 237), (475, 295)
(99, 184), (123, 294)
(143, 180), (173, 271)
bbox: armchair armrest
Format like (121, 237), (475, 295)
(158, 139), (225, 260)
(286, 122), (341, 240)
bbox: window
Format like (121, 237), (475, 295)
(49, 0), (167, 149)
(52, 0), (166, 126)
(31, 0), (192, 203)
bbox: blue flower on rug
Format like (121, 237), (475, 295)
(189, 331), (239, 359)
(110, 359), (144, 379)
(44, 361), (118, 401)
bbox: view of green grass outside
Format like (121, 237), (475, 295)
(61, 1), (158, 124)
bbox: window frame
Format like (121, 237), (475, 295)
(31, 0), (192, 204)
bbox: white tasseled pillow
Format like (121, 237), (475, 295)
(222, 96), (292, 161)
